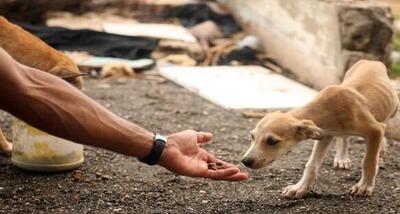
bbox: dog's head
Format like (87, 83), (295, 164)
(241, 112), (323, 169)
(49, 61), (84, 90)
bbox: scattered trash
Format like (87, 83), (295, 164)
(46, 11), (137, 31)
(236, 35), (262, 51)
(161, 54), (197, 66)
(189, 20), (223, 49)
(18, 23), (159, 59)
(63, 51), (92, 63)
(103, 22), (197, 43)
(203, 38), (236, 66)
(218, 47), (259, 65)
(262, 61), (283, 74)
(153, 39), (204, 61)
(100, 62), (135, 79)
(205, 1), (230, 16)
(141, 0), (198, 6)
(164, 3), (241, 36)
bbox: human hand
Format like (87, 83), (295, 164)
(158, 130), (248, 181)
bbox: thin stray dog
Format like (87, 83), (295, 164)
(241, 60), (398, 198)
(0, 16), (84, 154)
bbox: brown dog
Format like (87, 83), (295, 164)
(241, 60), (398, 198)
(0, 16), (84, 153)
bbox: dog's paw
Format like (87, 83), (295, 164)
(333, 156), (352, 169)
(0, 141), (12, 154)
(350, 180), (374, 196)
(281, 183), (310, 199)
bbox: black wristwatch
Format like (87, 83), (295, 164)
(139, 133), (167, 165)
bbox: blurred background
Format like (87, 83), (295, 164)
(1, 0), (400, 213)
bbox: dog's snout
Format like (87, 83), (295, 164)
(241, 158), (254, 167)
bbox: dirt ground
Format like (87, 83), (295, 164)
(0, 77), (400, 213)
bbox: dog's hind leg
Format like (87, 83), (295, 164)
(378, 138), (387, 169)
(0, 127), (11, 153)
(350, 122), (385, 196)
(333, 136), (352, 169)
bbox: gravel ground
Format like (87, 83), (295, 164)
(0, 77), (399, 213)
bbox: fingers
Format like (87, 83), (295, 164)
(197, 132), (213, 144)
(204, 167), (238, 179)
(204, 166), (249, 181)
(223, 172), (249, 181)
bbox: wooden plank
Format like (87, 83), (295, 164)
(103, 23), (197, 43)
(158, 65), (317, 110)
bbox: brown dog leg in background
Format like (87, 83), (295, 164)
(0, 16), (85, 152)
(0, 16), (83, 89)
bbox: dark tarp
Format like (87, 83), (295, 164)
(16, 22), (159, 60)
(218, 47), (259, 65)
(164, 3), (241, 37)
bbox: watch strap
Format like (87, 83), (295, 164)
(139, 134), (166, 165)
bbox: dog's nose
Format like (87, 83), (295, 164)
(241, 158), (254, 167)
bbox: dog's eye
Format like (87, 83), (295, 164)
(266, 136), (279, 145)
(250, 133), (255, 140)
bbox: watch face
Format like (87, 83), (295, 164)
(155, 134), (167, 142)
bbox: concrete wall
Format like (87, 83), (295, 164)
(220, 0), (393, 89)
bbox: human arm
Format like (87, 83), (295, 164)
(0, 48), (248, 181)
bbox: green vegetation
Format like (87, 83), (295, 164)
(394, 33), (400, 51)
(392, 60), (400, 76)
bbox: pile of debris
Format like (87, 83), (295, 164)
(4, 1), (283, 81)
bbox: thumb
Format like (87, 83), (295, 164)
(197, 132), (213, 144)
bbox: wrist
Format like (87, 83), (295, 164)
(158, 136), (177, 167)
(134, 132), (155, 159)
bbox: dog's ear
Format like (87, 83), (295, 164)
(294, 120), (323, 140)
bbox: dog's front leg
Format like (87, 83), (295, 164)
(282, 136), (333, 199)
(350, 125), (384, 196)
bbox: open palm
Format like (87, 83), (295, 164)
(158, 130), (248, 181)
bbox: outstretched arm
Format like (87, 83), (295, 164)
(0, 48), (247, 181)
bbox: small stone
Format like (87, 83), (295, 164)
(101, 175), (111, 180)
(72, 170), (82, 182)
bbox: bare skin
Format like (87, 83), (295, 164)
(0, 47), (248, 181)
